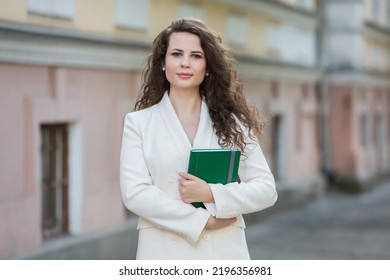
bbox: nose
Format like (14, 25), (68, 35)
(181, 55), (190, 68)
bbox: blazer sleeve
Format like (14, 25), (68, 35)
(120, 113), (210, 245)
(208, 136), (278, 219)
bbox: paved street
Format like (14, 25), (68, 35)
(245, 179), (390, 259)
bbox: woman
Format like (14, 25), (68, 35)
(120, 17), (277, 259)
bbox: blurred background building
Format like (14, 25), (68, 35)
(0, 0), (389, 259)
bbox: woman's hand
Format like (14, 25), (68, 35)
(178, 172), (214, 204)
(178, 172), (237, 230)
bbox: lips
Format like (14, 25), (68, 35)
(177, 73), (193, 79)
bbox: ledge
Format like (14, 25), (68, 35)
(0, 20), (151, 70)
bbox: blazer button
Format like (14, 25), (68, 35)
(168, 176), (176, 183)
(202, 234), (210, 241)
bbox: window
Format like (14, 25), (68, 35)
(227, 14), (247, 46)
(372, 45), (383, 70)
(265, 24), (280, 56)
(388, 112), (390, 160)
(271, 81), (279, 99)
(41, 124), (69, 239)
(295, 100), (302, 151)
(387, 0), (390, 28)
(360, 115), (368, 147)
(375, 114), (386, 168)
(295, 84), (310, 151)
(298, 0), (312, 10)
(115, 0), (149, 30)
(373, 0), (381, 24)
(314, 82), (322, 150)
(177, 3), (204, 20)
(27, 0), (74, 19)
(266, 23), (315, 65)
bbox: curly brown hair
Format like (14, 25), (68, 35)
(134, 17), (264, 152)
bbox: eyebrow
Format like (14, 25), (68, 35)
(171, 48), (204, 55)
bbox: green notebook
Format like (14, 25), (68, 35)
(187, 148), (241, 208)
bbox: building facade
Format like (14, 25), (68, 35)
(320, 0), (390, 189)
(1, 0), (387, 259)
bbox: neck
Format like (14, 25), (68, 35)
(169, 89), (202, 115)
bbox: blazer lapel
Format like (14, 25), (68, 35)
(157, 91), (192, 167)
(193, 99), (215, 149)
(157, 91), (216, 168)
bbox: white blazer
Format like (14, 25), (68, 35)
(120, 91), (277, 259)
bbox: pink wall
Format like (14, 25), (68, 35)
(328, 85), (390, 179)
(10, 60), (389, 259)
(0, 63), (139, 258)
(245, 78), (321, 181)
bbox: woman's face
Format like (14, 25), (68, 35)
(164, 32), (207, 93)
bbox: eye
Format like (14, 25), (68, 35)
(171, 52), (182, 57)
(192, 54), (203, 59)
